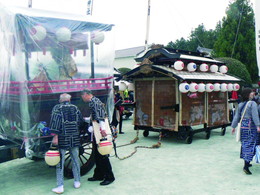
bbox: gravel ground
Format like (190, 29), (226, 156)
(1, 118), (260, 195)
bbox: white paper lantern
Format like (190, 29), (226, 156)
(210, 64), (218, 73)
(233, 83), (240, 91)
(45, 150), (60, 166)
(189, 82), (198, 92)
(219, 65), (228, 74)
(91, 31), (105, 44)
(179, 83), (189, 93)
(205, 83), (214, 92)
(56, 27), (71, 42)
(187, 62), (197, 72)
(200, 63), (209, 72)
(213, 83), (221, 91)
(127, 83), (134, 91)
(220, 83), (228, 92)
(198, 83), (206, 92)
(30, 25), (46, 41)
(174, 61), (184, 71)
(227, 83), (233, 91)
(118, 81), (127, 91)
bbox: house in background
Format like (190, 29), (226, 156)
(113, 46), (145, 69)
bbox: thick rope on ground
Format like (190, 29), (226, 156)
(113, 131), (162, 160)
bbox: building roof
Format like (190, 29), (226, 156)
(123, 64), (241, 82)
(135, 48), (224, 65)
(115, 46), (145, 58)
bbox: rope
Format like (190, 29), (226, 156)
(112, 131), (162, 160)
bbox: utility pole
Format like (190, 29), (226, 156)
(87, 0), (95, 78)
(28, 0), (32, 8)
(145, 0), (151, 51)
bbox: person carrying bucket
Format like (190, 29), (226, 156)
(81, 89), (115, 186)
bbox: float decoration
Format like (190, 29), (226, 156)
(198, 83), (206, 92)
(205, 83), (214, 92)
(174, 60), (184, 71)
(118, 81), (127, 91)
(187, 62), (197, 72)
(233, 83), (240, 91)
(91, 31), (105, 44)
(30, 25), (46, 41)
(227, 83), (233, 92)
(219, 65), (228, 74)
(123, 47), (242, 144)
(55, 27), (71, 42)
(189, 82), (198, 92)
(199, 63), (208, 72)
(220, 83), (228, 92)
(210, 64), (218, 73)
(127, 83), (134, 91)
(213, 83), (221, 91)
(179, 82), (189, 93)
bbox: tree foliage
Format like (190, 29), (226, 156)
(166, 0), (258, 83)
(118, 67), (131, 75)
(214, 0), (257, 82)
(167, 23), (218, 52)
(216, 57), (252, 85)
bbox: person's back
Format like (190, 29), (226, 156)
(51, 102), (82, 149)
(50, 93), (83, 193)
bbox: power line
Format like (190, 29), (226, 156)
(231, 2), (245, 58)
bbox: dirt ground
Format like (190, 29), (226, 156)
(1, 119), (260, 195)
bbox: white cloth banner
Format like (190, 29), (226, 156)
(255, 0), (260, 77)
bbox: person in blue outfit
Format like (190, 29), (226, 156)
(231, 88), (260, 175)
(50, 93), (84, 193)
(81, 88), (115, 186)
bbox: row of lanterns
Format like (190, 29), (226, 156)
(179, 82), (240, 93)
(173, 61), (228, 74)
(30, 25), (105, 44)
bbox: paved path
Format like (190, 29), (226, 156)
(1, 119), (260, 195)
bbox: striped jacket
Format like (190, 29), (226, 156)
(49, 102), (84, 149)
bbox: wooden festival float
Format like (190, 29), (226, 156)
(123, 47), (241, 144)
(0, 6), (114, 176)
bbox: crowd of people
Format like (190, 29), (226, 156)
(231, 88), (260, 175)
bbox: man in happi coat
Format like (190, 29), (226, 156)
(50, 93), (84, 194)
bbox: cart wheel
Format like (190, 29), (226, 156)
(185, 136), (193, 144)
(205, 131), (211, 140)
(143, 130), (149, 137)
(221, 127), (226, 136)
(64, 141), (94, 178)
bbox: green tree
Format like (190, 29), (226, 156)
(216, 57), (252, 85)
(214, 0), (257, 82)
(167, 24), (218, 52)
(118, 67), (131, 75)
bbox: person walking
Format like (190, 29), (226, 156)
(231, 88), (260, 175)
(81, 89), (115, 185)
(114, 91), (124, 134)
(50, 93), (83, 193)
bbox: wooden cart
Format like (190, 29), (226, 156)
(123, 48), (241, 144)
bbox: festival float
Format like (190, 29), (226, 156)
(122, 47), (241, 144)
(0, 5), (115, 176)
